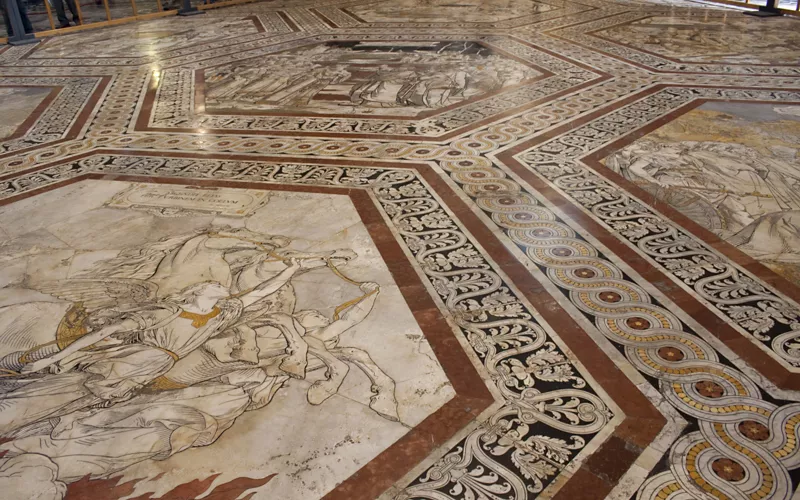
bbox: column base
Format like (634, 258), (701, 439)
(8, 35), (38, 46)
(178, 8), (206, 15)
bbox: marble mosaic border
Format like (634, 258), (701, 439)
(0, 85), (60, 141)
(0, 152), (652, 499)
(317, 0), (587, 29)
(0, 76), (109, 157)
(2, 14), (296, 68)
(504, 85), (800, 374)
(1, 3), (800, 497)
(548, 10), (800, 76)
(138, 34), (601, 140)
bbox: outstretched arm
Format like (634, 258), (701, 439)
(239, 258), (301, 308)
(312, 282), (380, 342)
(21, 317), (140, 374)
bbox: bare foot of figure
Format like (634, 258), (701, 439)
(306, 342), (350, 405)
(266, 313), (309, 379)
(307, 368), (349, 405)
(369, 387), (400, 422)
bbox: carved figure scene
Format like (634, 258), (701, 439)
(604, 102), (800, 282)
(203, 41), (538, 117)
(349, 0), (554, 23)
(0, 180), (453, 499)
(29, 17), (261, 59)
(601, 16), (800, 64)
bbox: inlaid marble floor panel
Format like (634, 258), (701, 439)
(0, 87), (53, 140)
(0, 1), (798, 499)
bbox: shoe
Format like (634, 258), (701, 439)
(59, 22), (71, 28)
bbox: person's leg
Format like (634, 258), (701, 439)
(1, 3), (13, 36)
(64, 0), (79, 24)
(16, 0), (32, 33)
(52, 0), (70, 27)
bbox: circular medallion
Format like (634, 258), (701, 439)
(712, 458), (745, 482)
(599, 291), (622, 303)
(625, 317), (650, 330)
(695, 380), (725, 399)
(657, 347), (685, 362)
(738, 420), (770, 441)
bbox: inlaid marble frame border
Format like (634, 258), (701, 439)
(312, 0), (588, 30)
(547, 10), (800, 76)
(0, 151), (666, 499)
(0, 156), (494, 500)
(582, 97), (800, 313)
(135, 34), (606, 141)
(498, 84), (800, 382)
(5, 15), (285, 68)
(585, 12), (800, 69)
(191, 43), (553, 122)
(0, 76), (111, 159)
(0, 86), (61, 142)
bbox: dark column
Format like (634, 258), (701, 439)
(4, 0), (38, 45)
(177, 0), (205, 16)
(744, 0), (782, 17)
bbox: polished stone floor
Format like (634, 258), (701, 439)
(0, 1), (799, 499)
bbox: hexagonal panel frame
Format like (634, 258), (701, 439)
(135, 34), (603, 140)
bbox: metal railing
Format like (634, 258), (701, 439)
(2, 0), (258, 45)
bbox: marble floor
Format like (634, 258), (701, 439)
(0, 1), (798, 499)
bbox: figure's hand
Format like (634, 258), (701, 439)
(262, 312), (295, 328)
(284, 257), (301, 272)
(297, 257), (326, 271)
(360, 282), (380, 294)
(20, 360), (51, 375)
